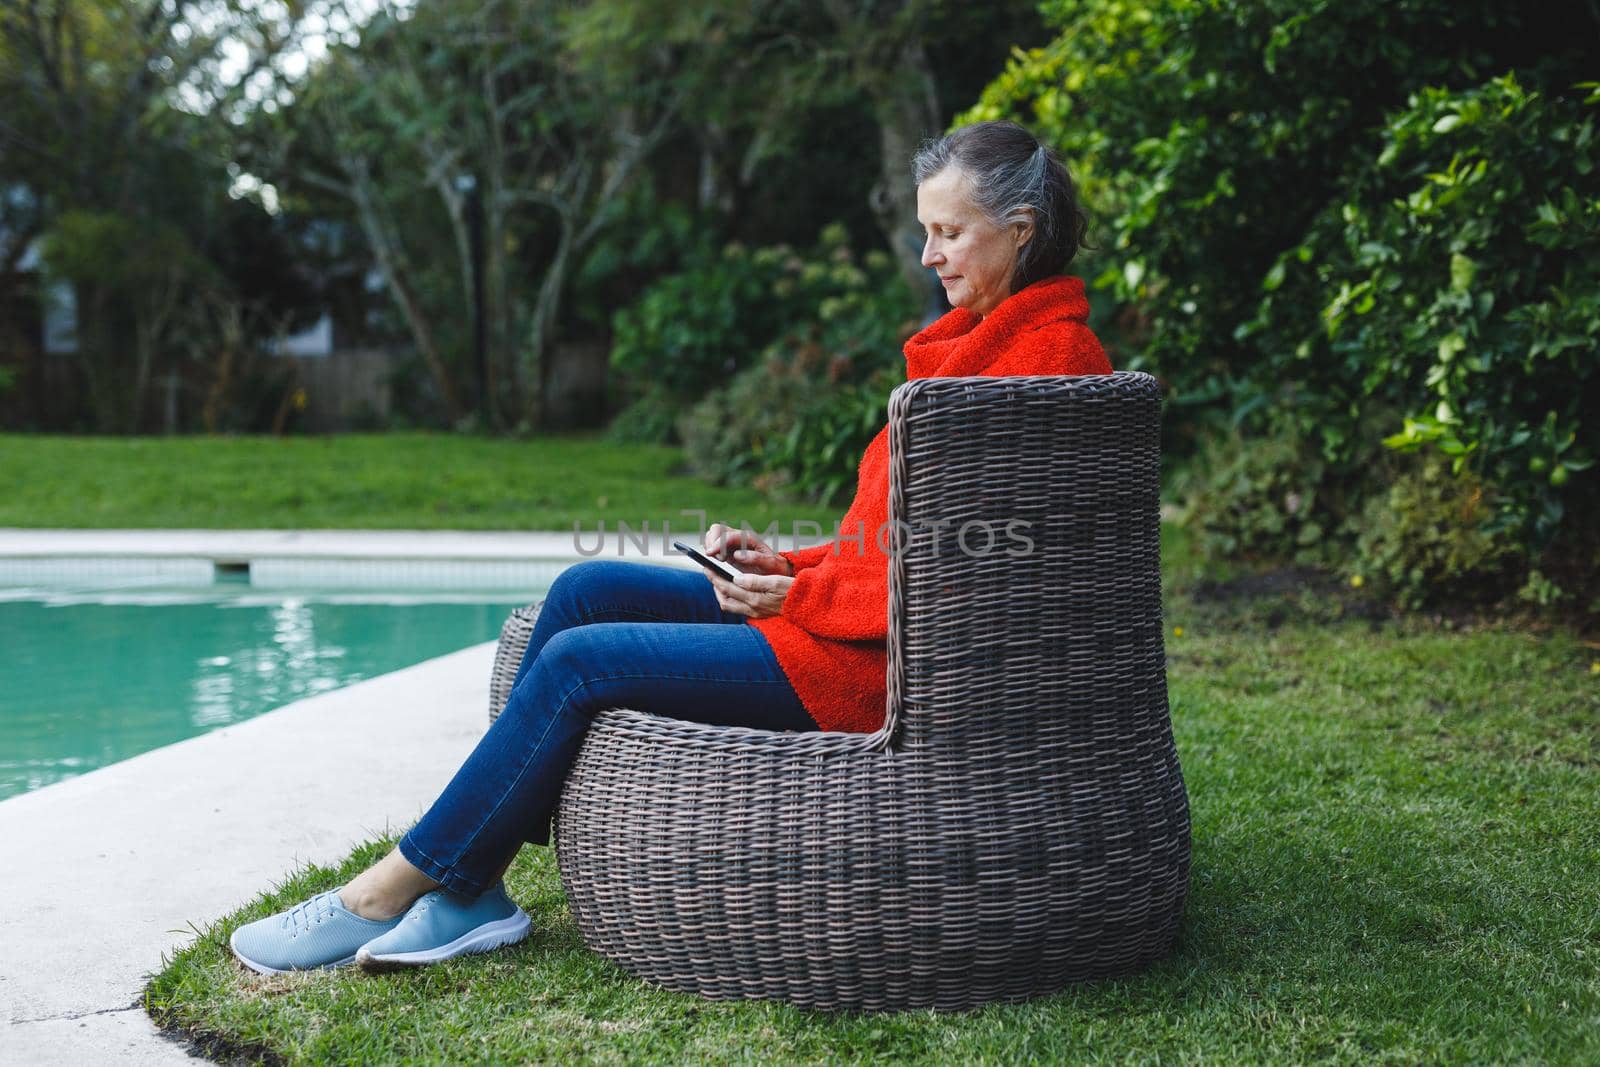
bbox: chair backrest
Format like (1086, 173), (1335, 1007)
(883, 372), (1168, 757)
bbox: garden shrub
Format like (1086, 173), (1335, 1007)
(603, 382), (683, 445)
(607, 225), (909, 445)
(1350, 456), (1522, 610)
(608, 241), (785, 404)
(1246, 75), (1599, 550)
(968, 0), (1597, 609)
(678, 271), (917, 506)
(964, 0), (1561, 422)
(1174, 425), (1339, 567)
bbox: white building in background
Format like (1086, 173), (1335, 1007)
(41, 283), (77, 355)
(5, 237), (75, 356)
(271, 313), (334, 358)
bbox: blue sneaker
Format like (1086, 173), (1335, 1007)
(355, 882), (531, 971)
(229, 888), (404, 975)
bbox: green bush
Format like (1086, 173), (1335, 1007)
(969, 0), (1598, 607)
(603, 383), (684, 445)
(608, 241), (786, 402)
(1246, 75), (1599, 549)
(1178, 427), (1542, 612)
(678, 268), (917, 505)
(1175, 425), (1339, 566)
(1351, 457), (1522, 610)
(608, 225), (907, 445)
(964, 0), (1558, 417)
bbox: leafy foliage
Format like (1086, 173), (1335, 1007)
(1350, 456), (1522, 610)
(1173, 424), (1338, 567)
(610, 224), (914, 458)
(0, 0), (318, 432)
(675, 238), (917, 505)
(1246, 75), (1600, 548)
(966, 0), (1536, 396)
(969, 0), (1599, 609)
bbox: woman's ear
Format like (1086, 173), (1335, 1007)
(1013, 208), (1036, 249)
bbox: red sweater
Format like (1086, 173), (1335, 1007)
(750, 274), (1112, 732)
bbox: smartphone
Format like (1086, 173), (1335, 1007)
(672, 539), (744, 582)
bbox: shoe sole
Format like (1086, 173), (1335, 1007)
(356, 908), (532, 972)
(229, 930), (358, 976)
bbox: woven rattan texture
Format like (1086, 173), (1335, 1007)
(496, 373), (1189, 1012)
(488, 603), (544, 723)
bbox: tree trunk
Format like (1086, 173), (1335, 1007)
(132, 311), (156, 434)
(524, 217), (575, 430)
(346, 165), (467, 425)
(484, 191), (512, 430)
(868, 39), (942, 299)
(74, 280), (126, 433)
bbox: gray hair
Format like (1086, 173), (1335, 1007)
(912, 120), (1091, 292)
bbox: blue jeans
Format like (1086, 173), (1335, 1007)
(398, 560), (815, 896)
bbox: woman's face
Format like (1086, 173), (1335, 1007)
(917, 167), (1033, 319)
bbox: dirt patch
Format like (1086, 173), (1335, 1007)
(1179, 565), (1392, 629)
(1188, 566), (1338, 604)
(147, 1006), (285, 1067)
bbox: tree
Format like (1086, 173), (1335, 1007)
(0, 0), (313, 431)
(255, 0), (702, 430)
(570, 0), (1044, 301)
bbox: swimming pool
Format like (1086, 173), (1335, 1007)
(0, 582), (547, 800)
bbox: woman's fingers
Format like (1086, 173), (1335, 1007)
(705, 524), (774, 559)
(707, 571), (792, 619)
(704, 523), (732, 558)
(729, 548), (785, 574)
(707, 570), (751, 612)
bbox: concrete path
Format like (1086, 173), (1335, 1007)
(0, 641), (498, 1064)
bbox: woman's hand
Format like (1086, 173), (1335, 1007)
(707, 569), (793, 620)
(703, 523), (794, 618)
(704, 523), (794, 578)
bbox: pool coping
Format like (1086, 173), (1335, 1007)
(0, 527), (711, 565)
(0, 640), (503, 1065)
(0, 528), (834, 591)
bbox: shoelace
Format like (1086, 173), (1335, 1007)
(283, 892), (338, 934)
(407, 892), (441, 921)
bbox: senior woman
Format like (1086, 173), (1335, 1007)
(229, 119), (1112, 975)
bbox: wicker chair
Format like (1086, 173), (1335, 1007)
(487, 372), (1189, 1012)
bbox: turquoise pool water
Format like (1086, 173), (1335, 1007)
(0, 584), (546, 800)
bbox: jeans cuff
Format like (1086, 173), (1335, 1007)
(397, 831), (489, 897)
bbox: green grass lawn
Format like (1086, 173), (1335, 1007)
(145, 579), (1600, 1064)
(21, 433), (1591, 1060)
(0, 433), (837, 531)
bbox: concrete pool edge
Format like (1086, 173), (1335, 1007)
(0, 528), (826, 591)
(0, 640), (499, 1065)
(0, 528), (825, 564)
(0, 528), (653, 558)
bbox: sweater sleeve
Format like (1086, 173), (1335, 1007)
(778, 552), (888, 641)
(775, 424), (892, 639)
(779, 541), (835, 575)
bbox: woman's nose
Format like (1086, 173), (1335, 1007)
(920, 238), (939, 268)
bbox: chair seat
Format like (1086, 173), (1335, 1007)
(554, 704), (1188, 1012)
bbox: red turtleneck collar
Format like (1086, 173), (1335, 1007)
(904, 275), (1092, 381)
